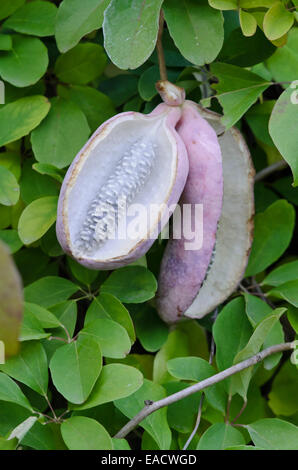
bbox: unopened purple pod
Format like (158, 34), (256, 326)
(156, 88), (255, 323)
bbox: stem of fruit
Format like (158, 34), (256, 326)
(114, 342), (294, 439)
(156, 10), (167, 81)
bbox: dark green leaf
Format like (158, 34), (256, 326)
(31, 97), (90, 169)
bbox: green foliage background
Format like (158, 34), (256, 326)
(0, 0), (297, 451)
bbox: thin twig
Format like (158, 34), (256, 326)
(183, 330), (216, 450)
(114, 342), (293, 439)
(231, 399), (247, 425)
(254, 160), (288, 182)
(156, 10), (167, 81)
(251, 276), (275, 308)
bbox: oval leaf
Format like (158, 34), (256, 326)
(18, 196), (58, 245)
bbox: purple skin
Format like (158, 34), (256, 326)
(156, 101), (223, 324)
(56, 103), (189, 270)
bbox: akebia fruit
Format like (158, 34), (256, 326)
(156, 97), (255, 323)
(156, 100), (224, 323)
(56, 101), (189, 270)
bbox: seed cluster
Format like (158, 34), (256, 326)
(76, 139), (157, 253)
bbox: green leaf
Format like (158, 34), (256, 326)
(152, 329), (189, 385)
(0, 35), (48, 87)
(0, 229), (22, 254)
(72, 363), (143, 410)
(245, 100), (275, 146)
(61, 416), (112, 450)
(115, 379), (172, 450)
(85, 293), (135, 344)
(262, 260), (298, 287)
(197, 423), (245, 450)
(165, 381), (202, 434)
(230, 309), (285, 398)
(208, 0), (237, 9)
(0, 34), (12, 51)
(245, 200), (295, 276)
(32, 163), (64, 184)
(219, 27), (275, 67)
(0, 0), (25, 21)
(0, 152), (21, 182)
(55, 43), (106, 85)
(240, 0), (276, 6)
(101, 266), (157, 303)
(0, 96), (50, 147)
(0, 241), (23, 357)
(0, 167), (19, 206)
(58, 85), (115, 133)
(0, 436), (18, 450)
(213, 298), (253, 380)
(21, 421), (67, 450)
(239, 9), (257, 37)
(246, 419), (298, 450)
(24, 276), (79, 308)
(3, 1), (57, 37)
(20, 159), (59, 205)
(18, 196), (58, 245)
(0, 341), (48, 395)
(20, 308), (50, 342)
(263, 2), (294, 41)
(164, 0), (224, 65)
(244, 294), (283, 369)
(268, 360), (298, 416)
(287, 305), (298, 333)
(167, 357), (227, 413)
(269, 87), (298, 186)
(132, 304), (168, 353)
(112, 438), (131, 450)
(55, 0), (110, 53)
(103, 0), (163, 69)
(80, 318), (131, 359)
(67, 257), (98, 286)
(31, 97), (90, 169)
(0, 372), (32, 410)
(266, 28), (298, 83)
(24, 302), (61, 329)
(50, 335), (102, 404)
(268, 280), (298, 308)
(153, 322), (209, 384)
(209, 62), (270, 128)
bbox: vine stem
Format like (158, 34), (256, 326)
(254, 160), (288, 182)
(114, 342), (294, 439)
(156, 10), (167, 81)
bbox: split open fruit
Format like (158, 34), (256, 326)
(57, 81), (254, 320)
(56, 98), (189, 270)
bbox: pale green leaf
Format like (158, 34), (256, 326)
(269, 86), (298, 186)
(55, 0), (111, 53)
(31, 97), (90, 169)
(61, 416), (112, 450)
(3, 1), (57, 37)
(50, 335), (102, 404)
(0, 96), (50, 147)
(18, 196), (58, 245)
(164, 0), (224, 65)
(103, 0), (163, 69)
(0, 35), (48, 87)
(72, 363), (143, 410)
